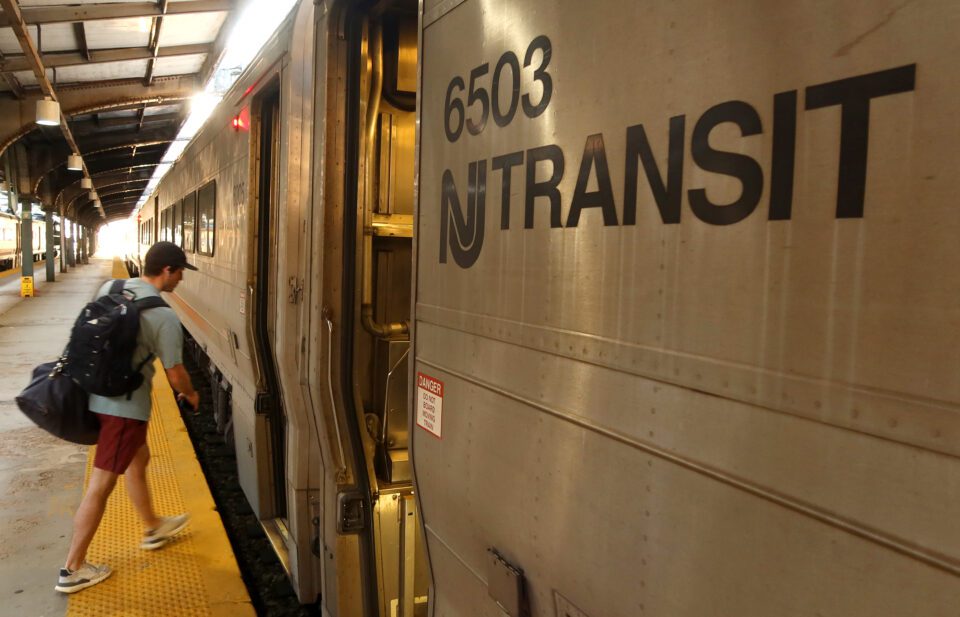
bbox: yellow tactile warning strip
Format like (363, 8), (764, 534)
(0, 259), (46, 280)
(68, 260), (254, 616)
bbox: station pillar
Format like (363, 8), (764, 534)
(66, 221), (76, 267)
(59, 213), (67, 273)
(44, 208), (55, 282)
(20, 199), (33, 279)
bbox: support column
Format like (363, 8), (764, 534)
(44, 208), (54, 282)
(20, 199), (33, 279)
(58, 212), (66, 273)
(67, 221), (75, 267)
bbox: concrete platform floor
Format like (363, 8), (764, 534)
(0, 258), (112, 617)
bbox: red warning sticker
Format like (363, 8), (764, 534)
(416, 372), (444, 439)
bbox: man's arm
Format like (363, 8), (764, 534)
(165, 364), (199, 411)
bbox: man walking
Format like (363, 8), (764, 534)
(55, 241), (201, 594)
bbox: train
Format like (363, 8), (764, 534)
(128, 0), (960, 615)
(0, 211), (53, 270)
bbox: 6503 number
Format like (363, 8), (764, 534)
(444, 35), (553, 143)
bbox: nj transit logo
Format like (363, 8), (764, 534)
(439, 64), (916, 269)
(439, 162), (486, 269)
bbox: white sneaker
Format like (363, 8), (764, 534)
(55, 562), (112, 593)
(141, 513), (190, 550)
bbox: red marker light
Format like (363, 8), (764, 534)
(232, 107), (250, 132)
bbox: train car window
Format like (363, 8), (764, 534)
(197, 181), (216, 256)
(173, 199), (183, 248)
(182, 191), (197, 253)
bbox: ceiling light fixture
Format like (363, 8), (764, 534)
(35, 97), (60, 126)
(80, 178), (92, 189)
(67, 154), (82, 171)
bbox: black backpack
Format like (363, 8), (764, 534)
(61, 279), (168, 398)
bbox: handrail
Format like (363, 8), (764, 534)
(323, 309), (348, 482)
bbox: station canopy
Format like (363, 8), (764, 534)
(0, 0), (246, 228)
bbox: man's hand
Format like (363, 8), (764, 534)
(177, 391), (200, 412)
(165, 363), (199, 412)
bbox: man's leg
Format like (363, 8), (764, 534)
(124, 443), (161, 531)
(65, 467), (118, 571)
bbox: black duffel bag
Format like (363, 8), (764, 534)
(15, 360), (99, 445)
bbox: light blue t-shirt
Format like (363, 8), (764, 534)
(88, 278), (183, 421)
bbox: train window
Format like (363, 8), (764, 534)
(160, 208), (169, 242)
(182, 191), (196, 253)
(173, 199), (183, 247)
(197, 180), (216, 256)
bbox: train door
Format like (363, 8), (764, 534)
(354, 7), (427, 616)
(251, 83), (290, 522)
(315, 2), (428, 614)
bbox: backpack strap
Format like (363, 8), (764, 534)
(134, 296), (169, 310)
(125, 295), (169, 399)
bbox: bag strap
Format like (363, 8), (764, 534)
(126, 295), (167, 398)
(108, 279), (125, 295)
(134, 296), (169, 310)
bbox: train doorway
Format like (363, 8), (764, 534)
(252, 84), (289, 521)
(339, 3), (428, 614)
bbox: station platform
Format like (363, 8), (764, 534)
(0, 257), (254, 617)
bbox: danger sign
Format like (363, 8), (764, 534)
(416, 372), (443, 439)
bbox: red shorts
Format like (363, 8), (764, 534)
(93, 413), (148, 474)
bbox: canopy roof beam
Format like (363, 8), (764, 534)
(0, 0), (234, 28)
(0, 43), (212, 73)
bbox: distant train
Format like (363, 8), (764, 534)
(0, 211), (52, 270)
(130, 0), (960, 616)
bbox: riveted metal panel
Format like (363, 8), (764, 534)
(414, 0), (960, 615)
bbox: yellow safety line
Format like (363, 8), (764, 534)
(110, 258), (128, 279)
(68, 260), (254, 616)
(0, 259), (47, 280)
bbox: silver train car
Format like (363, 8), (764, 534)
(0, 212), (50, 269)
(0, 211), (18, 269)
(132, 0), (960, 615)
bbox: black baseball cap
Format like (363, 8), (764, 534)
(145, 241), (198, 272)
